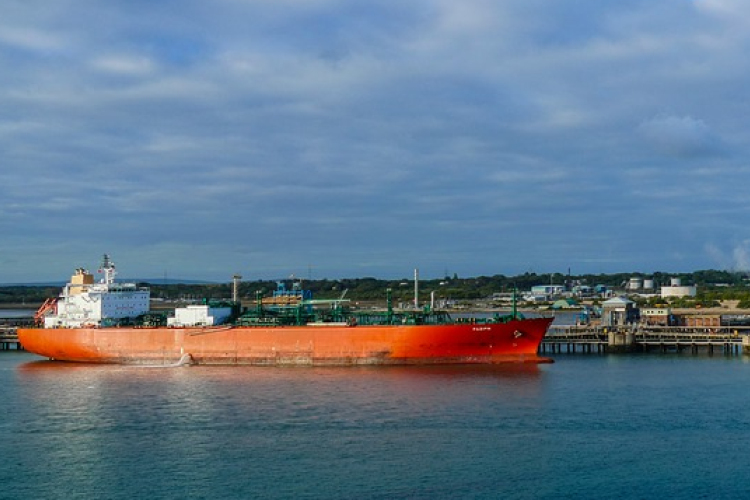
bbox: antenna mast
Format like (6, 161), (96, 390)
(99, 254), (116, 284)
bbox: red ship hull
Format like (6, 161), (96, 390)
(18, 317), (553, 365)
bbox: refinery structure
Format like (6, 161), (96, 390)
(523, 274), (697, 304)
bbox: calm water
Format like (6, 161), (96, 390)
(1, 351), (749, 500)
(0, 309), (34, 318)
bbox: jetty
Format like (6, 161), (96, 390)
(0, 328), (23, 350)
(0, 315), (33, 351)
(542, 324), (750, 355)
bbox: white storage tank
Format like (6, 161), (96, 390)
(628, 277), (643, 290)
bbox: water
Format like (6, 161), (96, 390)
(2, 351), (750, 499)
(0, 309), (34, 319)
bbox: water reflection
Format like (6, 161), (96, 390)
(10, 359), (549, 499)
(17, 358), (545, 378)
(7, 352), (750, 499)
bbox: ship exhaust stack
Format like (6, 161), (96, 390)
(232, 274), (242, 303)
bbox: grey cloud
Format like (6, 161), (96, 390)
(3, 1), (750, 281)
(637, 115), (722, 158)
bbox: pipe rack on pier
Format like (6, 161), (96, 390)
(541, 324), (750, 355)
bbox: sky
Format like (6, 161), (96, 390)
(2, 0), (750, 283)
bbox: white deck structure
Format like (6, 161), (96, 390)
(43, 255), (150, 328)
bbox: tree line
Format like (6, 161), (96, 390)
(2, 269), (749, 307)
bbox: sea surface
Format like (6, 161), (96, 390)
(2, 348), (750, 500)
(0, 309), (34, 318)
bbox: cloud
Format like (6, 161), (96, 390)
(0, 27), (64, 52)
(695, 0), (750, 22)
(3, 1), (750, 281)
(706, 242), (750, 271)
(733, 244), (750, 271)
(91, 55), (157, 76)
(637, 115), (722, 158)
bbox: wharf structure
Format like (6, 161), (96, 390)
(0, 315), (32, 351)
(541, 324), (749, 355)
(543, 295), (750, 355)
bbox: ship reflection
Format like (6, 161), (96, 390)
(18, 360), (147, 373)
(17, 360), (547, 378)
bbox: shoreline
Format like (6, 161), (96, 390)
(2, 302), (749, 316)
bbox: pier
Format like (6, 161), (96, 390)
(0, 316), (32, 351)
(541, 324), (750, 355)
(0, 329), (22, 350)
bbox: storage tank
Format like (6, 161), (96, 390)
(628, 277), (642, 290)
(643, 279), (654, 290)
(671, 277), (681, 287)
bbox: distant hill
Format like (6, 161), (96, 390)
(0, 282), (66, 287)
(4, 269), (750, 307)
(132, 278), (219, 285)
(0, 278), (218, 287)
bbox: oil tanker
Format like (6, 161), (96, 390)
(18, 255), (553, 366)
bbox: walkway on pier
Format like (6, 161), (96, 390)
(542, 324), (750, 355)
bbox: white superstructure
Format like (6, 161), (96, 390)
(43, 255), (150, 328)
